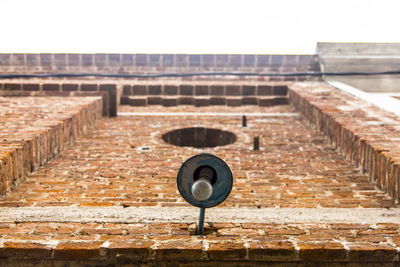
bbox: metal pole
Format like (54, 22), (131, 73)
(198, 207), (206, 235)
(254, 136), (260, 150)
(242, 115), (247, 127)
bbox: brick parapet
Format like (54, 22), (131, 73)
(0, 221), (398, 264)
(0, 81), (117, 117)
(288, 82), (400, 202)
(0, 97), (103, 197)
(121, 82), (289, 107)
(0, 53), (321, 81)
(0, 91), (110, 117)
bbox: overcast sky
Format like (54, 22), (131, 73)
(1, 0), (399, 54)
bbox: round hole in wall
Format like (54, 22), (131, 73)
(162, 127), (237, 148)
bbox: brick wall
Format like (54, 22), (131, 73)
(120, 81), (289, 107)
(288, 82), (400, 203)
(0, 53), (321, 78)
(0, 81), (117, 117)
(0, 97), (103, 196)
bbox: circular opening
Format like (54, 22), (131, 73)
(162, 127), (237, 148)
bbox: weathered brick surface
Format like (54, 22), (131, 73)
(0, 104), (392, 208)
(119, 81), (290, 107)
(0, 96), (102, 197)
(0, 221), (399, 264)
(0, 90), (110, 117)
(288, 82), (400, 203)
(0, 53), (321, 82)
(0, 80), (117, 117)
(0, 80), (399, 264)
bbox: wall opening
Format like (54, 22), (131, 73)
(162, 127), (236, 148)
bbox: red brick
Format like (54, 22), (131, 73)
(202, 54), (215, 67)
(271, 55), (284, 66)
(274, 96), (288, 105)
(0, 242), (52, 259)
(210, 97), (226, 105)
(107, 240), (153, 261)
(80, 228), (124, 235)
(61, 84), (78, 91)
(4, 83), (21, 91)
(22, 83), (40, 91)
(257, 55), (270, 67)
(162, 98), (178, 107)
(54, 241), (102, 260)
(195, 85), (209, 96)
(225, 85), (241, 96)
(162, 54), (174, 67)
(149, 54), (161, 66)
(216, 54), (229, 67)
(244, 55), (255, 67)
(299, 242), (346, 261)
(242, 97), (258, 105)
(208, 242), (246, 260)
(147, 96), (162, 105)
(132, 85), (147, 95)
(94, 54), (107, 68)
(81, 54), (93, 67)
(122, 85), (132, 95)
(156, 240), (202, 261)
(121, 54), (134, 66)
(120, 96), (129, 105)
(258, 97), (275, 106)
(217, 228), (259, 236)
(226, 97), (241, 106)
(194, 98), (209, 107)
(164, 85), (178, 95)
(210, 85), (225, 96)
(129, 97), (147, 106)
(148, 85), (161, 95)
(257, 85), (273, 95)
(178, 97), (194, 105)
(53, 54), (67, 68)
(243, 85), (256, 95)
(135, 54), (148, 66)
(40, 53), (52, 66)
(179, 85), (194, 95)
(42, 83), (60, 91)
(81, 84), (98, 91)
(189, 54), (201, 67)
(348, 245), (397, 262)
(230, 54), (242, 67)
(273, 85), (288, 95)
(108, 54), (120, 66)
(249, 241), (296, 261)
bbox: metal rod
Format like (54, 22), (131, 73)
(198, 207), (206, 235)
(242, 115), (247, 127)
(254, 136), (260, 150)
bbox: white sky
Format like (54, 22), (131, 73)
(1, 0), (400, 54)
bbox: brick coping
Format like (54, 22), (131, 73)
(288, 82), (400, 203)
(1, 207), (400, 224)
(0, 221), (399, 264)
(0, 96), (103, 197)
